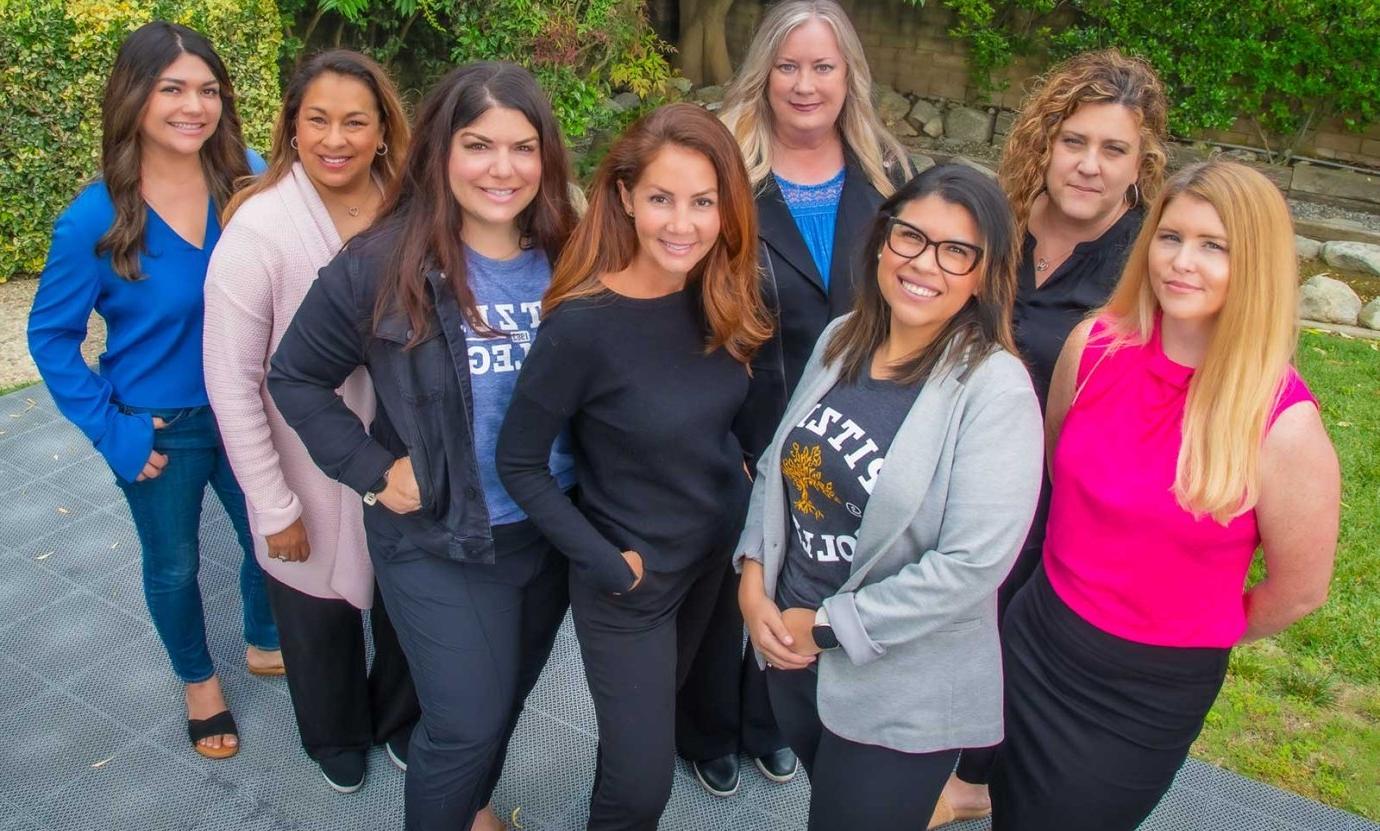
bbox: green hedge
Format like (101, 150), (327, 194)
(0, 0), (282, 281)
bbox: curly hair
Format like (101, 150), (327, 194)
(998, 49), (1168, 235)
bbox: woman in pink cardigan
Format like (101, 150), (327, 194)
(203, 50), (419, 794)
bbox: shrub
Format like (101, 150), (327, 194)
(0, 0), (282, 281)
(934, 0), (1380, 153)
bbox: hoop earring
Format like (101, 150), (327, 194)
(1127, 181), (1141, 209)
(376, 142), (388, 157)
(290, 136), (299, 151)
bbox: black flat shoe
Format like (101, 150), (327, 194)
(187, 710), (239, 760)
(754, 747), (799, 783)
(385, 730), (409, 772)
(692, 753), (740, 797)
(319, 750), (366, 794)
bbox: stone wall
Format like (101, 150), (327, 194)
(722, 0), (1380, 170)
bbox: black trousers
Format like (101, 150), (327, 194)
(955, 477), (1051, 784)
(989, 569), (1229, 831)
(264, 574), (419, 760)
(570, 552), (728, 831)
(675, 564), (786, 761)
(370, 518), (569, 831)
(766, 666), (958, 831)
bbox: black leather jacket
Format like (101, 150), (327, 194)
(267, 223), (496, 564)
(739, 156), (890, 461)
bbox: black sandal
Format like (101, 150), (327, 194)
(188, 710), (239, 759)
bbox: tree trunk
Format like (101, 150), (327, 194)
(678, 0), (734, 86)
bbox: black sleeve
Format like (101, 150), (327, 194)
(497, 311), (636, 594)
(267, 252), (396, 495)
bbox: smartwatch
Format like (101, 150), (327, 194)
(812, 606), (840, 650)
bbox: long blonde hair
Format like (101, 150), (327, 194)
(719, 0), (911, 196)
(1096, 161), (1299, 524)
(998, 49), (1168, 236)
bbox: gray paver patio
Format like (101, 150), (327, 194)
(1, 382), (1375, 831)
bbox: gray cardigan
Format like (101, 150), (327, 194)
(735, 315), (1044, 753)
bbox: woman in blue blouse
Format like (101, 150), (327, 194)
(27, 21), (277, 760)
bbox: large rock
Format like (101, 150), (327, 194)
(669, 76), (693, 95)
(610, 92), (641, 113)
(1359, 298), (1380, 330)
(693, 85), (725, 104)
(952, 156), (998, 179)
(993, 110), (1016, 138)
(909, 153), (936, 174)
(922, 117), (944, 138)
(944, 106), (994, 144)
(891, 118), (918, 137)
(907, 99), (941, 130)
(876, 86), (912, 126)
(1322, 241), (1380, 277)
(1298, 275), (1362, 325)
(1295, 235), (1323, 260)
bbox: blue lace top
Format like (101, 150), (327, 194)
(774, 168), (845, 287)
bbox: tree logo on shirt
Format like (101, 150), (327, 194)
(782, 442), (841, 520)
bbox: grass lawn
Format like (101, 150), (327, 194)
(0, 380), (37, 397)
(1193, 328), (1380, 819)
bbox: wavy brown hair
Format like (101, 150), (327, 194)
(223, 50), (408, 224)
(544, 104), (771, 365)
(998, 49), (1168, 235)
(97, 21), (252, 281)
(370, 62), (577, 348)
(826, 164), (1019, 385)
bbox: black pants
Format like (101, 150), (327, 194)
(955, 477), (1051, 784)
(675, 564), (785, 761)
(570, 553), (728, 831)
(370, 518), (569, 831)
(766, 666), (958, 830)
(989, 569), (1229, 831)
(264, 574), (419, 760)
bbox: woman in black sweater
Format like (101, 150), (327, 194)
(497, 103), (771, 831)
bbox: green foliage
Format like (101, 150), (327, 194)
(0, 0), (282, 281)
(937, 0), (1380, 151)
(419, 0), (673, 140)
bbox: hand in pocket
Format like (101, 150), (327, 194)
(136, 417), (169, 482)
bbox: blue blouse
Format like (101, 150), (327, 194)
(27, 152), (266, 483)
(774, 168), (846, 287)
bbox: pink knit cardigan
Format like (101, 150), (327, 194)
(204, 163), (376, 609)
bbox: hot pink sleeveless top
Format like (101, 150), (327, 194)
(1043, 318), (1316, 647)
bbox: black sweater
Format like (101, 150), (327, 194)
(496, 289), (752, 594)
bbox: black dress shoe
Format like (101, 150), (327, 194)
(319, 750), (367, 793)
(385, 730), (410, 772)
(754, 747), (799, 783)
(692, 753), (741, 797)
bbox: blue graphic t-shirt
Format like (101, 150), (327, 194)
(465, 246), (576, 525)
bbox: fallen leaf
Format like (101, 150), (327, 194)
(1336, 421), (1352, 428)
(56, 506), (70, 514)
(110, 542), (119, 549)
(90, 755), (116, 768)
(35, 550), (53, 560)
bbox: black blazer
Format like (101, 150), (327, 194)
(739, 155), (890, 459)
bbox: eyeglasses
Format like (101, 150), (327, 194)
(884, 217), (983, 276)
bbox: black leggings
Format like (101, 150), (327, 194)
(570, 553), (728, 831)
(370, 518), (568, 831)
(766, 665), (958, 831)
(989, 569), (1229, 831)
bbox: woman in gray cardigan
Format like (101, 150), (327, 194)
(735, 164), (1044, 829)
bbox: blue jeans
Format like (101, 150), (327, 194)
(114, 404), (279, 683)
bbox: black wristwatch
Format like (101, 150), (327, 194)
(812, 607), (840, 650)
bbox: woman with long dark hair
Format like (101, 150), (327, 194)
(204, 50), (418, 792)
(267, 63), (578, 829)
(497, 103), (772, 830)
(735, 164), (1043, 829)
(27, 20), (275, 760)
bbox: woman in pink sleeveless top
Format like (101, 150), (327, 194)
(988, 160), (1340, 831)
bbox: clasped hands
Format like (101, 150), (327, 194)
(739, 560), (822, 670)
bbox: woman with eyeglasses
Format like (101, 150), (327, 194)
(735, 164), (1043, 829)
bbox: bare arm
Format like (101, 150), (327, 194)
(1240, 401), (1340, 642)
(1043, 318), (1094, 477)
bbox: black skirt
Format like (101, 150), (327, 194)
(990, 568), (1230, 831)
